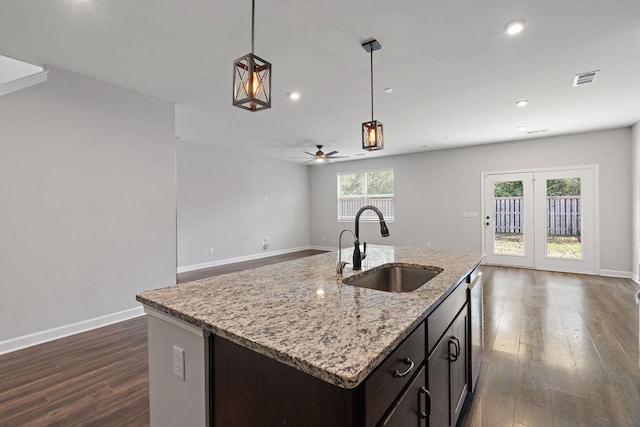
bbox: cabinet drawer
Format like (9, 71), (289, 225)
(427, 282), (466, 354)
(365, 323), (425, 427)
(379, 365), (427, 427)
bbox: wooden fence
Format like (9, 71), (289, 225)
(494, 196), (581, 235)
(339, 197), (394, 220)
(494, 197), (523, 234)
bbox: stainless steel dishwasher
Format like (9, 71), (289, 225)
(467, 269), (483, 392)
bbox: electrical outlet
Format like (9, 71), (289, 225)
(426, 242), (431, 248)
(262, 237), (269, 250)
(209, 247), (214, 255)
(173, 345), (185, 380)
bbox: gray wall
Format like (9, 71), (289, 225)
(632, 122), (640, 281)
(177, 141), (310, 268)
(310, 128), (632, 273)
(0, 67), (176, 342)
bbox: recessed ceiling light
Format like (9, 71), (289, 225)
(517, 126), (528, 131)
(515, 99), (528, 107)
(289, 92), (300, 100)
(505, 19), (526, 35)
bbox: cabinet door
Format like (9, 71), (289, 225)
(427, 335), (450, 427)
(380, 365), (427, 427)
(449, 308), (468, 427)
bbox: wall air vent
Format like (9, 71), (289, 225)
(526, 129), (548, 135)
(573, 70), (599, 87)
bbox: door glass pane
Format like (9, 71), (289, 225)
(546, 178), (582, 259)
(493, 180), (524, 255)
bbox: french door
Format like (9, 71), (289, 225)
(484, 173), (535, 268)
(483, 167), (597, 274)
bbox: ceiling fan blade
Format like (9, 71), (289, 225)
(303, 151), (315, 156)
(325, 151), (339, 157)
(327, 155), (349, 159)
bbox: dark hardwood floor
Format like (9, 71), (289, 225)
(1, 261), (638, 426)
(461, 266), (640, 427)
(176, 249), (327, 283)
(0, 317), (149, 426)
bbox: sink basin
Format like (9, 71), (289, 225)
(342, 264), (443, 292)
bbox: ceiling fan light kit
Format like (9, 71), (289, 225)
(233, 0), (271, 111)
(293, 145), (349, 163)
(361, 39), (384, 151)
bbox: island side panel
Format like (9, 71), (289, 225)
(146, 310), (208, 427)
(212, 335), (361, 427)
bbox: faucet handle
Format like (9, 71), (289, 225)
(336, 261), (349, 277)
(363, 241), (367, 254)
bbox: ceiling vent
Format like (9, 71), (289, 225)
(526, 129), (548, 135)
(573, 70), (599, 87)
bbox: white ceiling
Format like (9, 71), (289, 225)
(1, 0), (639, 163)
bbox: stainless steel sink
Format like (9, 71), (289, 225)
(342, 264), (443, 292)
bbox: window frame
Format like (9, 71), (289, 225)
(337, 168), (395, 222)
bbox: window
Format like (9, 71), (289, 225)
(337, 169), (394, 221)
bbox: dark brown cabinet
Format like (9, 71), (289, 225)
(379, 365), (428, 427)
(365, 323), (425, 427)
(210, 264), (481, 427)
(426, 306), (468, 427)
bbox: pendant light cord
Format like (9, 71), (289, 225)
(251, 0), (255, 54)
(370, 48), (374, 122)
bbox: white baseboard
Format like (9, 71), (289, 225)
(310, 245), (337, 251)
(600, 269), (634, 279)
(0, 306), (145, 356)
(177, 246), (319, 274)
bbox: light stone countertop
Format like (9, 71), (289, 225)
(137, 246), (483, 389)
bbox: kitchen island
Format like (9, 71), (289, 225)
(137, 246), (483, 427)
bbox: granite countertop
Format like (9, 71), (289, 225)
(137, 246), (483, 389)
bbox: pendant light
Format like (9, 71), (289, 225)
(233, 0), (271, 111)
(361, 39), (383, 151)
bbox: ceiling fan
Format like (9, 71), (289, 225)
(293, 145), (349, 163)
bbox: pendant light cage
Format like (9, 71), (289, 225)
(233, 53), (271, 111)
(232, 0), (271, 111)
(361, 39), (383, 151)
(362, 120), (384, 151)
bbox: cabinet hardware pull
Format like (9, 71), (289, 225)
(419, 386), (430, 419)
(392, 357), (415, 378)
(448, 338), (459, 362)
